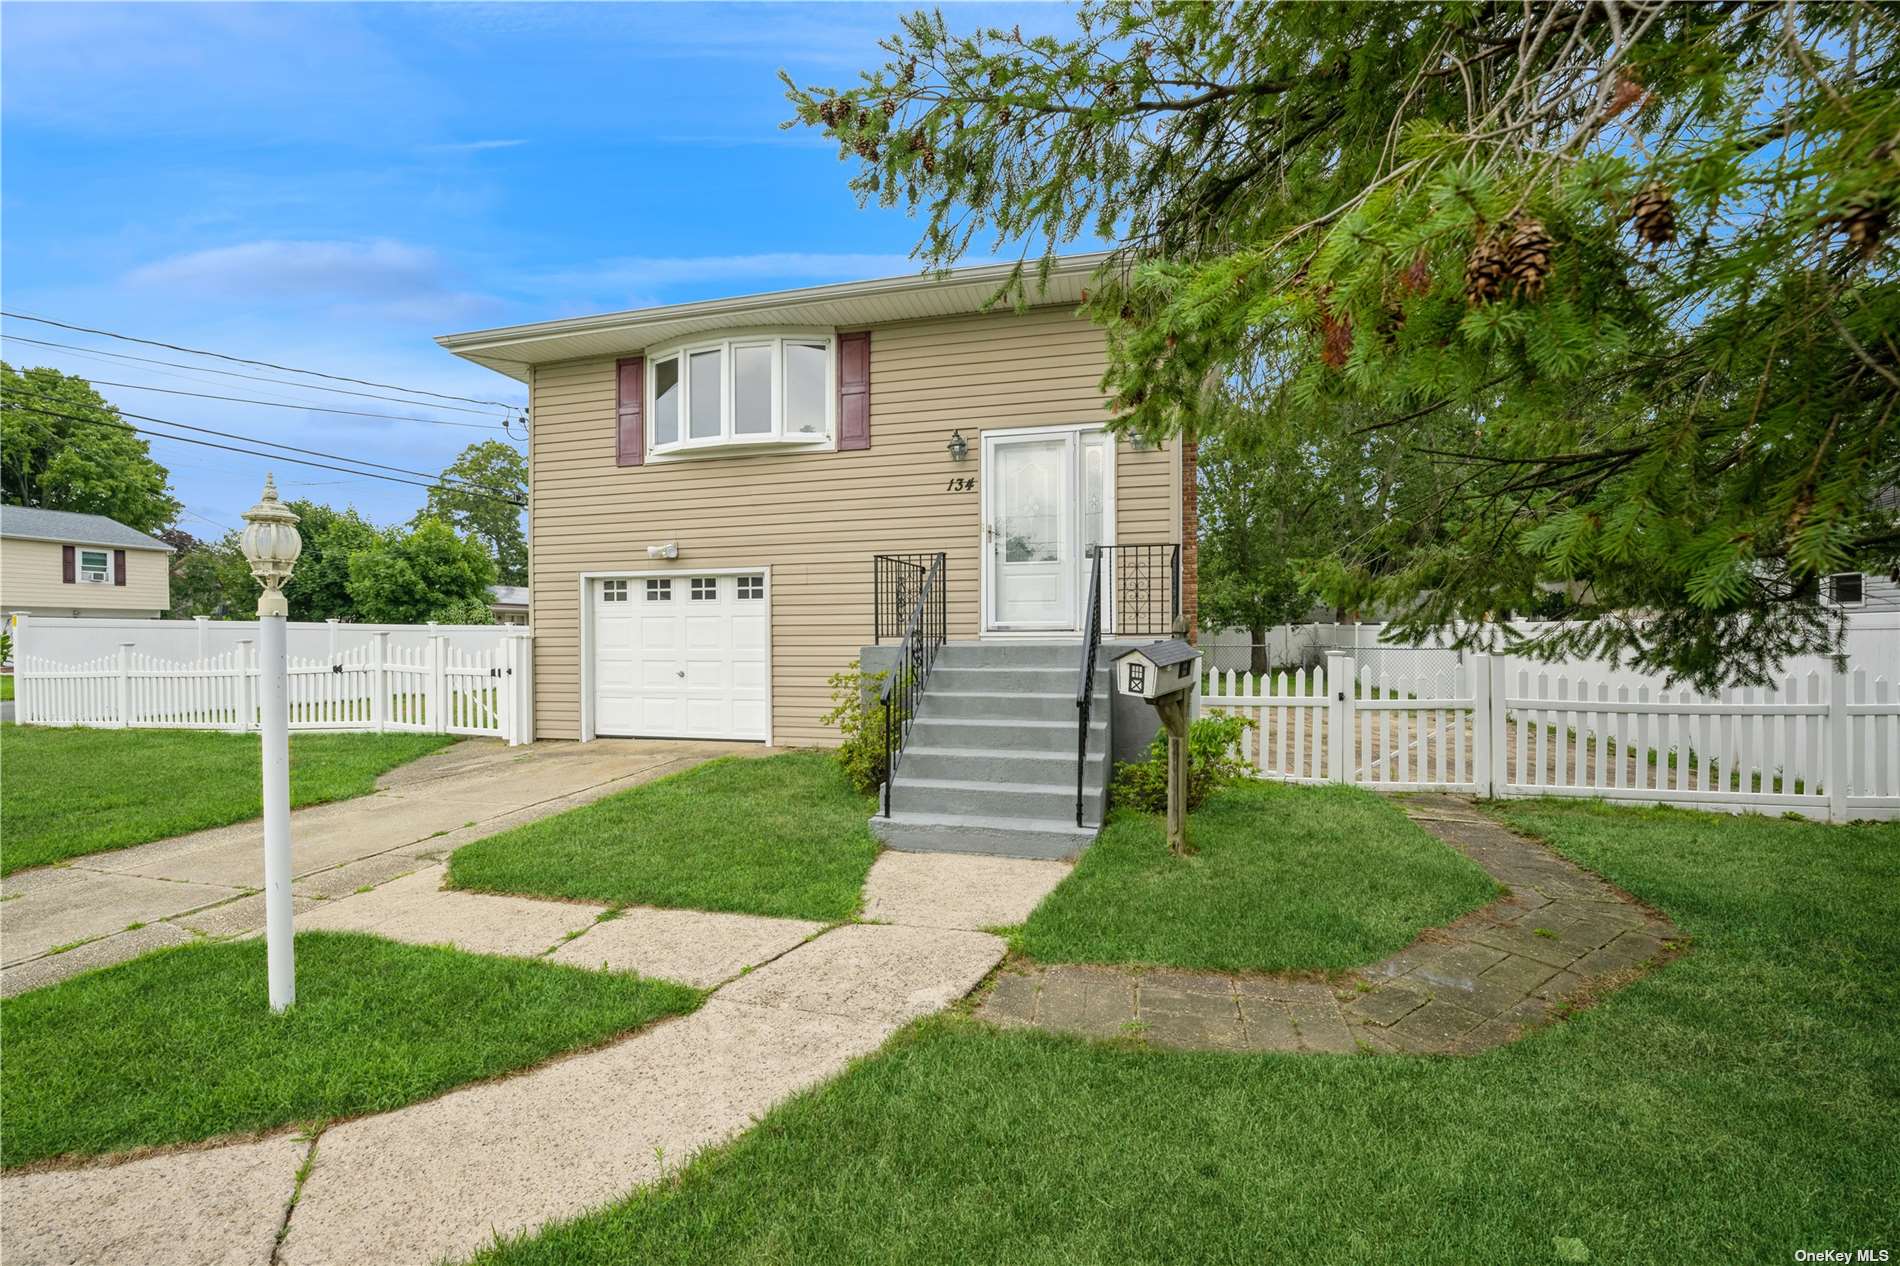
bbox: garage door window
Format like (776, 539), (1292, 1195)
(602, 579), (628, 602)
(737, 575), (765, 600)
(690, 577), (719, 601)
(645, 578), (672, 601)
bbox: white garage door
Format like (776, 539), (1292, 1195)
(592, 572), (769, 741)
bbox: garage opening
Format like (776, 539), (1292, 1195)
(591, 572), (768, 740)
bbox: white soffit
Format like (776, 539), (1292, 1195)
(436, 253), (1111, 382)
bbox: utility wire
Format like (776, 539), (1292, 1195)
(3, 395), (525, 506)
(1, 333), (518, 420)
(69, 377), (510, 430)
(0, 311), (522, 410)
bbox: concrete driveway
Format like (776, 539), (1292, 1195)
(0, 738), (760, 995)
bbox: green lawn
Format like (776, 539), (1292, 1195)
(471, 799), (1899, 1266)
(0, 932), (699, 1168)
(0, 726), (456, 874)
(1, 674), (14, 702)
(1017, 781), (1499, 971)
(448, 752), (877, 922)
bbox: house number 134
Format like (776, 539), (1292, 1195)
(945, 477), (977, 493)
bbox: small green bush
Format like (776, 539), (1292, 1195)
(1110, 711), (1256, 813)
(821, 660), (906, 796)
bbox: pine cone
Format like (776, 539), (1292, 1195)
(1630, 183), (1675, 246)
(1832, 197), (1891, 257)
(1505, 218), (1554, 300)
(1400, 250), (1431, 295)
(1464, 230), (1509, 305)
(817, 98), (836, 126)
(1320, 308), (1353, 368)
(921, 147), (936, 174)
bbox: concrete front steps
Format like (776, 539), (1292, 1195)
(871, 642), (1110, 861)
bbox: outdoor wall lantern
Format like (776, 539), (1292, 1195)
(239, 474), (303, 1013)
(946, 430), (969, 462)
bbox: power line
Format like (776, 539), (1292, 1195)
(0, 311), (522, 411)
(70, 377), (511, 431)
(1, 334), (518, 419)
(3, 396), (524, 506)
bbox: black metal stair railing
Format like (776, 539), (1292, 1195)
(879, 551), (947, 817)
(872, 553), (939, 644)
(1075, 545), (1106, 826)
(1091, 543), (1182, 638)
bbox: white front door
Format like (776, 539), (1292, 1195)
(984, 428), (1112, 632)
(592, 573), (769, 740)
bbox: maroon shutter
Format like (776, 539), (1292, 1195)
(62, 545), (75, 583)
(616, 356), (645, 467)
(113, 549), (127, 586)
(837, 331), (870, 451)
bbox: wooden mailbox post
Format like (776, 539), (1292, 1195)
(1114, 640), (1202, 855)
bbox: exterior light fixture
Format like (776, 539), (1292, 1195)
(647, 542), (679, 560)
(947, 430), (969, 462)
(239, 474), (303, 1013)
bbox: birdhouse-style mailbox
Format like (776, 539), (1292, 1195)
(1115, 640), (1201, 700)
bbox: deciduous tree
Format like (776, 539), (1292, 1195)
(422, 441), (527, 586)
(1, 363), (179, 534)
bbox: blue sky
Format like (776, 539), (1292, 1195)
(1, 1), (1079, 536)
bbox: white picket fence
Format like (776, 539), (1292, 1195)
(1201, 654), (1900, 821)
(13, 631), (533, 745)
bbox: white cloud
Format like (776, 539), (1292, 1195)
(126, 239), (446, 299)
(423, 139), (528, 153)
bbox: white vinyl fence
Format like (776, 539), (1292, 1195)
(10, 615), (533, 745)
(1203, 654), (1900, 821)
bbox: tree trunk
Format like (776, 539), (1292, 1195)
(1249, 623), (1269, 676)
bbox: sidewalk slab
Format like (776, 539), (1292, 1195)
(0, 1135), (306, 1266)
(295, 866), (603, 958)
(717, 923), (1007, 1024)
(2, 871), (238, 965)
(861, 851), (1070, 930)
(0, 922), (197, 999)
(549, 907), (823, 988)
(282, 1001), (890, 1266)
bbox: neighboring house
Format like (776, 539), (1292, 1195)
(438, 254), (1195, 759)
(489, 585), (530, 625)
(1827, 570), (1900, 613)
(0, 505), (173, 618)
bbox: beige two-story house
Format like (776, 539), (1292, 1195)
(0, 505), (173, 618)
(440, 256), (1195, 856)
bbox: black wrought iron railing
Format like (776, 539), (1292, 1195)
(873, 553), (940, 645)
(1075, 545), (1106, 826)
(1093, 543), (1182, 637)
(880, 551), (947, 817)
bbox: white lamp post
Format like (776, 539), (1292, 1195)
(240, 474), (302, 1012)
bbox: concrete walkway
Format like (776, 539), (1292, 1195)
(0, 738), (755, 996)
(0, 849), (1071, 1266)
(976, 794), (1682, 1053)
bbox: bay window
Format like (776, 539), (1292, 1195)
(646, 333), (834, 455)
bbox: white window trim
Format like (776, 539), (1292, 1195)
(77, 548), (111, 582)
(1829, 572), (1866, 608)
(646, 329), (835, 460)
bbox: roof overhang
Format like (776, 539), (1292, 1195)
(0, 530), (174, 553)
(436, 253), (1112, 382)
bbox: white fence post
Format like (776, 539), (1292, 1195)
(429, 633), (447, 735)
(1326, 653), (1352, 783)
(1488, 654), (1510, 796)
(115, 642), (133, 728)
(371, 632), (388, 734)
(499, 635), (518, 745)
(1829, 665), (1851, 822)
(1470, 654), (1493, 797)
(10, 612), (28, 721)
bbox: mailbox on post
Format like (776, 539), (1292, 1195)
(1114, 640), (1203, 855)
(1115, 639), (1201, 700)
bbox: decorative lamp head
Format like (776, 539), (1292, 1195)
(947, 429), (969, 462)
(239, 474), (302, 616)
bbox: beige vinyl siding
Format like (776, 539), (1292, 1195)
(527, 305), (1179, 745)
(0, 537), (170, 614)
